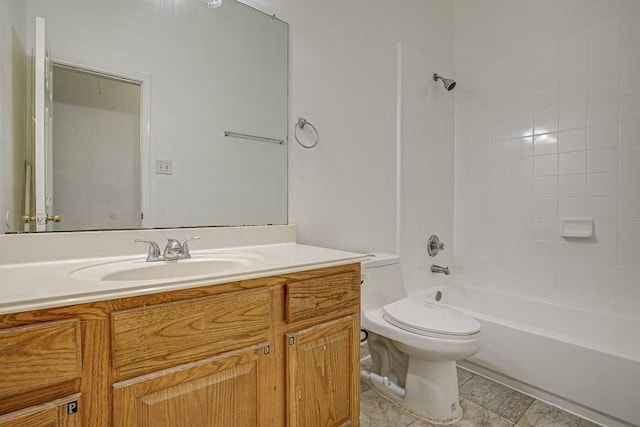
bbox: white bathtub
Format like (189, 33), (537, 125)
(417, 286), (640, 427)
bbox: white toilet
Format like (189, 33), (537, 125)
(360, 253), (481, 424)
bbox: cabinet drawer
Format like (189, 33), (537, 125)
(0, 319), (82, 400)
(285, 272), (359, 325)
(112, 287), (272, 378)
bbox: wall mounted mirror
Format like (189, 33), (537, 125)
(0, 0), (288, 233)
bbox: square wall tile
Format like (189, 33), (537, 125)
(619, 145), (640, 170)
(587, 197), (618, 220)
(621, 13), (640, 47)
(511, 136), (533, 158)
(559, 174), (586, 197)
(534, 154), (558, 177)
(619, 196), (640, 221)
(618, 221), (640, 247)
(534, 198), (558, 219)
(620, 119), (640, 146)
(511, 177), (533, 198)
(587, 147), (618, 173)
(559, 104), (587, 131)
(620, 67), (640, 96)
(588, 98), (619, 126)
(534, 176), (558, 198)
(511, 114), (534, 138)
(587, 21), (620, 54)
(588, 48), (619, 77)
(588, 73), (619, 102)
(533, 220), (558, 241)
(620, 93), (640, 121)
(511, 198), (533, 219)
(559, 77), (588, 106)
(618, 245), (640, 272)
(587, 123), (619, 149)
(586, 172), (618, 197)
(559, 197), (586, 217)
(559, 151), (586, 174)
(620, 171), (640, 196)
(534, 133), (558, 155)
(559, 31), (587, 75)
(534, 109), (559, 135)
(620, 44), (640, 71)
(534, 40), (559, 71)
(559, 128), (587, 152)
(511, 157), (533, 178)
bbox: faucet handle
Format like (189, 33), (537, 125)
(135, 239), (162, 262)
(179, 236), (200, 258)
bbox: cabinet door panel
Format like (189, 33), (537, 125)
(287, 315), (360, 427)
(113, 344), (270, 427)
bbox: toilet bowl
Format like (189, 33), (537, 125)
(360, 253), (481, 424)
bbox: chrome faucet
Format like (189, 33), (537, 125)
(431, 264), (450, 275)
(135, 236), (200, 262)
(163, 236), (201, 261)
(163, 238), (184, 261)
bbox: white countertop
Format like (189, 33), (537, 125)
(0, 243), (367, 314)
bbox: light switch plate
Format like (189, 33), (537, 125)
(155, 159), (172, 175)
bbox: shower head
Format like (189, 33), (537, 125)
(433, 73), (456, 91)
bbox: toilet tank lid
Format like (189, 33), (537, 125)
(362, 253), (400, 269)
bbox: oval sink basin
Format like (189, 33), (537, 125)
(71, 253), (262, 282)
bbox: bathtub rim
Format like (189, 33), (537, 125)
(414, 285), (640, 365)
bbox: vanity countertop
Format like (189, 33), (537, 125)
(0, 243), (367, 314)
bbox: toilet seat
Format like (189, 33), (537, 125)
(383, 298), (480, 340)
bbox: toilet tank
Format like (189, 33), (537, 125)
(361, 253), (407, 307)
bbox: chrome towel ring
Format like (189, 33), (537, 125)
(294, 117), (319, 149)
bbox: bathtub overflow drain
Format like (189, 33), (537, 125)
(435, 291), (442, 302)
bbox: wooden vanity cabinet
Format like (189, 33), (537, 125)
(0, 263), (361, 427)
(284, 270), (361, 427)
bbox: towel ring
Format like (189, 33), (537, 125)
(294, 117), (319, 149)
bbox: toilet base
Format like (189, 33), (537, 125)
(366, 338), (463, 425)
(403, 359), (462, 424)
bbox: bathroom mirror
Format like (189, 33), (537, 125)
(0, 0), (288, 233)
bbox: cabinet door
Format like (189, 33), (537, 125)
(287, 315), (360, 427)
(0, 394), (81, 427)
(113, 343), (273, 427)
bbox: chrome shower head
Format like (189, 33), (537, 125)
(433, 73), (456, 91)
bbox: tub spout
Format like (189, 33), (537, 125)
(431, 264), (450, 275)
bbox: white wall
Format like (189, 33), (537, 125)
(244, 0), (455, 255)
(454, 0), (640, 316)
(0, 0), (26, 232)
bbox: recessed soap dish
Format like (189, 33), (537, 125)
(560, 217), (594, 238)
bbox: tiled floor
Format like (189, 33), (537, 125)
(359, 344), (600, 427)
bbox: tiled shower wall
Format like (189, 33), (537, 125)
(398, 43), (455, 295)
(454, 1), (640, 316)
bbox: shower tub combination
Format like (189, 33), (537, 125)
(418, 286), (640, 427)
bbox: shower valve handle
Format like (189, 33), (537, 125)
(427, 235), (445, 257)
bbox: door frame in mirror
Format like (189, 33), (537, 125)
(48, 58), (151, 230)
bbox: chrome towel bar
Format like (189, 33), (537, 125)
(223, 130), (284, 145)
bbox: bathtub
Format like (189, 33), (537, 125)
(417, 286), (640, 427)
